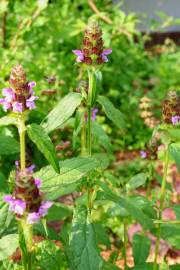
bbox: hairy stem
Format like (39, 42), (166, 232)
(153, 147), (169, 270)
(18, 116), (33, 270)
(87, 106), (92, 156)
(81, 112), (87, 156)
(19, 117), (26, 170)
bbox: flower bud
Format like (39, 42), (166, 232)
(162, 91), (180, 124)
(72, 19), (112, 65)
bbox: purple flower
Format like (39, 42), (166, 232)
(140, 150), (147, 159)
(39, 201), (53, 217)
(27, 164), (35, 173)
(171, 115), (180, 125)
(2, 88), (15, 102)
(34, 178), (42, 188)
(101, 49), (112, 62)
(0, 99), (11, 111)
(12, 101), (23, 113)
(15, 160), (19, 168)
(72, 50), (84, 62)
(28, 81), (36, 94)
(4, 195), (26, 215)
(92, 108), (98, 121)
(27, 212), (40, 224)
(26, 95), (38, 110)
(4, 195), (14, 203)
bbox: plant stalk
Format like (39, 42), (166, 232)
(153, 147), (169, 270)
(18, 115), (33, 270)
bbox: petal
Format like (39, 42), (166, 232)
(101, 55), (108, 62)
(27, 212), (40, 224)
(12, 102), (23, 113)
(3, 195), (14, 203)
(102, 49), (112, 55)
(27, 164), (35, 173)
(72, 50), (83, 56)
(34, 178), (42, 188)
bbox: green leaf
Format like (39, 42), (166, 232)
(92, 122), (112, 152)
(97, 95), (125, 130)
(161, 224), (180, 249)
(169, 142), (180, 172)
(167, 128), (180, 141)
(132, 234), (151, 265)
(98, 183), (154, 229)
(68, 205), (103, 270)
(27, 124), (60, 173)
(35, 157), (98, 200)
(127, 173), (148, 190)
(0, 135), (19, 155)
(94, 223), (111, 249)
(0, 234), (19, 260)
(0, 172), (8, 192)
(41, 93), (82, 133)
(47, 203), (72, 221)
(36, 240), (67, 270)
(173, 205), (180, 219)
(0, 115), (18, 127)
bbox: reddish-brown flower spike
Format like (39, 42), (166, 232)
(0, 64), (38, 113)
(72, 18), (112, 65)
(162, 91), (180, 124)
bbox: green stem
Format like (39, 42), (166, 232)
(87, 106), (92, 156)
(153, 147), (169, 270)
(123, 218), (128, 270)
(18, 116), (33, 270)
(146, 162), (153, 198)
(81, 112), (87, 156)
(19, 117), (26, 170)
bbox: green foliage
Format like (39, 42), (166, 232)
(41, 93), (82, 133)
(68, 205), (103, 270)
(35, 157), (99, 200)
(169, 142), (180, 172)
(0, 135), (19, 155)
(132, 234), (151, 265)
(27, 123), (60, 173)
(126, 173), (148, 190)
(0, 234), (18, 260)
(97, 95), (125, 131)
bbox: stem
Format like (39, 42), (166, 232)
(81, 110), (87, 156)
(153, 147), (169, 270)
(87, 106), (92, 156)
(18, 116), (33, 270)
(123, 218), (128, 270)
(86, 69), (95, 212)
(146, 162), (154, 198)
(19, 117), (26, 170)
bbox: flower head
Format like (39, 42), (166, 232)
(72, 19), (112, 65)
(0, 65), (38, 113)
(4, 164), (52, 224)
(162, 91), (180, 124)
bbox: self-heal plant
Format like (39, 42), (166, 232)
(0, 65), (53, 270)
(153, 90), (180, 270)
